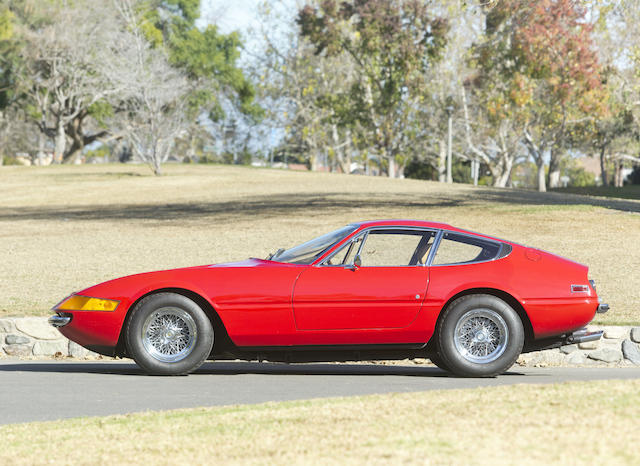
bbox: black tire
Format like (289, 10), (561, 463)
(125, 292), (214, 375)
(437, 294), (524, 377)
(428, 352), (451, 372)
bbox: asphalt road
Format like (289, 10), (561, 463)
(2, 360), (640, 425)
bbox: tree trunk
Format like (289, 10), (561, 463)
(471, 159), (479, 186)
(548, 170), (561, 189)
(492, 156), (513, 188)
(187, 132), (196, 162)
(309, 152), (319, 171)
(344, 129), (352, 174)
(36, 132), (46, 166)
(365, 151), (370, 176)
(53, 121), (66, 164)
(152, 153), (163, 175)
(536, 160), (547, 192)
(599, 146), (608, 186)
(614, 160), (623, 187)
(64, 118), (84, 164)
(388, 155), (396, 178)
(548, 150), (561, 189)
(446, 114), (453, 183)
(331, 124), (350, 174)
(438, 139), (446, 182)
(396, 162), (406, 179)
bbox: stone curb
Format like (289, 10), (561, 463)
(516, 325), (640, 367)
(1, 317), (639, 367)
(0, 317), (101, 360)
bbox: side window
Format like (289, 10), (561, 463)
(432, 232), (501, 265)
(324, 236), (363, 266)
(359, 230), (433, 267)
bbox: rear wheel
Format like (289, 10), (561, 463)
(126, 292), (214, 375)
(437, 294), (524, 377)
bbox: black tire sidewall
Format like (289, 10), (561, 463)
(438, 294), (524, 377)
(126, 293), (214, 375)
(428, 352), (451, 372)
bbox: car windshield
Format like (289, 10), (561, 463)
(271, 225), (357, 265)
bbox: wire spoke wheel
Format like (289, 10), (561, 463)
(453, 308), (508, 364)
(142, 307), (197, 363)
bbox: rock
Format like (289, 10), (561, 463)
(518, 351), (545, 366)
(622, 340), (640, 365)
(604, 327), (628, 340)
(32, 340), (68, 357)
(5, 334), (30, 345)
(566, 352), (587, 365)
(520, 350), (566, 367)
(0, 318), (15, 333)
(540, 351), (566, 366)
(631, 328), (640, 344)
(16, 317), (60, 340)
(68, 341), (89, 359)
(578, 340), (600, 350)
(588, 348), (622, 363)
(3, 344), (32, 357)
(560, 344), (579, 354)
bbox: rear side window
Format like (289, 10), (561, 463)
(432, 232), (505, 265)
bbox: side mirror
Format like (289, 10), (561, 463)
(347, 254), (362, 271)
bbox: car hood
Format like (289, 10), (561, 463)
(73, 258), (299, 299)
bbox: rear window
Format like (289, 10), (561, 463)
(432, 232), (508, 265)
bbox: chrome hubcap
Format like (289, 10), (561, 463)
(454, 309), (508, 364)
(142, 308), (197, 363)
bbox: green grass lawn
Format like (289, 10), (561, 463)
(552, 185), (640, 200)
(1, 163), (639, 324)
(1, 379), (639, 464)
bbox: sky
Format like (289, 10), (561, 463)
(197, 0), (261, 35)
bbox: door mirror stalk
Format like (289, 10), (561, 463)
(347, 255), (362, 271)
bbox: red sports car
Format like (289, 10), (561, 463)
(49, 220), (608, 377)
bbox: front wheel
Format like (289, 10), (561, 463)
(437, 294), (524, 377)
(125, 292), (214, 375)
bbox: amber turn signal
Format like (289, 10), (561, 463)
(56, 295), (119, 312)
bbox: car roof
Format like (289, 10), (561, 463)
(350, 219), (452, 229)
(349, 220), (514, 245)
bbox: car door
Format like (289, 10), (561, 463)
(292, 228), (434, 330)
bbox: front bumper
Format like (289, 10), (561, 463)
(48, 314), (72, 328)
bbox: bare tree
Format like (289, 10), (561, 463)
(112, 0), (192, 175)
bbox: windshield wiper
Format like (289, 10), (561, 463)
(266, 248), (285, 261)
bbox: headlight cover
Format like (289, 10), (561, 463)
(55, 295), (119, 312)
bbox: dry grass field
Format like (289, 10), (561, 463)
(1, 379), (639, 464)
(1, 163), (638, 323)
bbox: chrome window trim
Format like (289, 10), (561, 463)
(428, 230), (511, 267)
(425, 230), (444, 266)
(317, 226), (435, 268)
